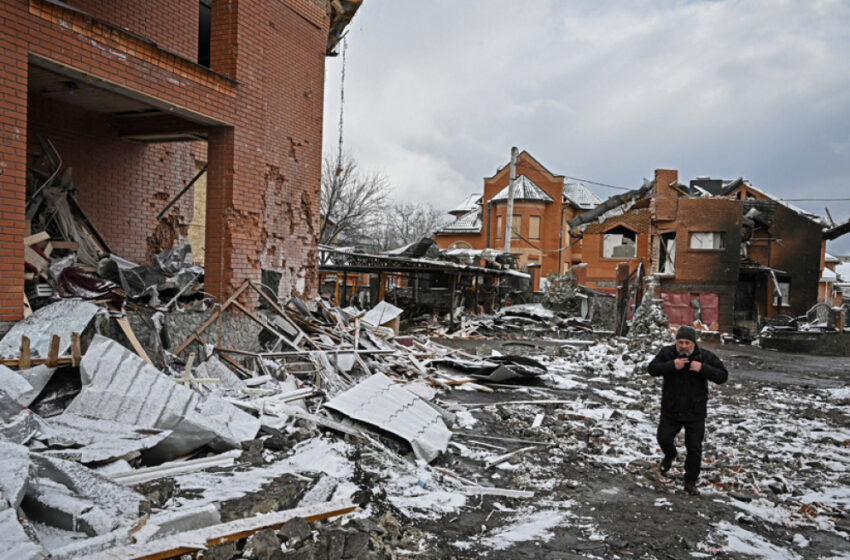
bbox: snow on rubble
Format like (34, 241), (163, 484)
(2, 289), (850, 558)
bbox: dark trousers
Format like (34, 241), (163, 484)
(657, 415), (706, 483)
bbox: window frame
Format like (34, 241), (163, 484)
(529, 215), (541, 240)
(689, 231), (725, 251)
(602, 226), (638, 259)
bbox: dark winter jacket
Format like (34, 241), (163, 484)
(647, 344), (728, 420)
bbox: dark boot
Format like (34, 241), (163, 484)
(684, 481), (699, 495)
(660, 454), (676, 477)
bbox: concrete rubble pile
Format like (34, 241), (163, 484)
(0, 275), (555, 558)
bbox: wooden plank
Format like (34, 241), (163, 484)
(88, 500), (356, 560)
(49, 240), (78, 250)
(46, 334), (60, 368)
(1, 357), (73, 367)
(71, 332), (81, 366)
(19, 336), (31, 370)
(117, 317), (153, 365)
(23, 231), (50, 246)
(24, 245), (49, 273)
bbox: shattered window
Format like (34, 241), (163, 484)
(690, 232), (724, 250)
(602, 226), (637, 258)
(529, 216), (541, 240)
(659, 232), (676, 274)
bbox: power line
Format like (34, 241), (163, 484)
(779, 198), (850, 202)
(562, 175), (631, 191)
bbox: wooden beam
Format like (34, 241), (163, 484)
(88, 500), (356, 560)
(46, 334), (60, 368)
(19, 336), (31, 369)
(117, 317), (153, 365)
(23, 231), (50, 246)
(71, 332), (81, 366)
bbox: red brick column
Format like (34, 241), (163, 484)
(0, 35), (28, 322)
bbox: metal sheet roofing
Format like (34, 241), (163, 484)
(324, 373), (450, 462)
(438, 208), (482, 233)
(450, 193), (481, 214)
(563, 182), (602, 209)
(490, 175), (554, 203)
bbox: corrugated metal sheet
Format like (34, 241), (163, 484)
(661, 292), (719, 327)
(450, 193), (481, 214)
(490, 175), (554, 203)
(563, 182), (602, 209)
(438, 208), (482, 233)
(0, 299), (99, 359)
(324, 373), (450, 463)
(68, 335), (259, 461)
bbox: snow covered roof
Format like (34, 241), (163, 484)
(835, 261), (850, 282)
(437, 207), (482, 233)
(825, 252), (840, 263)
(563, 182), (601, 209)
(821, 267), (837, 282)
(449, 193), (481, 215)
(490, 175), (554, 203)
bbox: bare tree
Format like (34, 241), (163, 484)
(373, 201), (449, 251)
(320, 152), (389, 245)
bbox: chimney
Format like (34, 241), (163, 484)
(654, 169), (679, 196)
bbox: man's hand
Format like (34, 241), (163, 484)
(674, 357), (689, 370)
(689, 360), (702, 373)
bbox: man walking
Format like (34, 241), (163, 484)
(648, 325), (728, 495)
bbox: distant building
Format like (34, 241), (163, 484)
(433, 151), (601, 291)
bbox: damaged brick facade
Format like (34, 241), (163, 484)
(0, 0), (346, 321)
(580, 169), (825, 334)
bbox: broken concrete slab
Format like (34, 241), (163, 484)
(0, 299), (99, 360)
(68, 335), (259, 461)
(324, 372), (450, 463)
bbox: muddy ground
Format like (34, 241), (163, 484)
(338, 337), (850, 559)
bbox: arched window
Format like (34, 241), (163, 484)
(451, 241), (472, 249)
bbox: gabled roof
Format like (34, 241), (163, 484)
(437, 208), (482, 234)
(490, 175), (554, 203)
(563, 182), (601, 209)
(449, 193), (481, 215)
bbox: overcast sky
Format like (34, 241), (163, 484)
(322, 0), (850, 255)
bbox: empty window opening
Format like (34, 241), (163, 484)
(511, 215), (521, 239)
(603, 226), (637, 258)
(198, 1), (211, 67)
(659, 232), (676, 274)
(496, 215), (503, 239)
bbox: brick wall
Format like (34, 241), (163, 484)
(65, 0), (200, 61)
(27, 95), (198, 264)
(0, 0), (331, 320)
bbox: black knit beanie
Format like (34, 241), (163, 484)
(675, 325), (697, 343)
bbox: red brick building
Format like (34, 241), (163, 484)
(434, 151), (601, 291)
(575, 169), (827, 335)
(0, 0), (360, 324)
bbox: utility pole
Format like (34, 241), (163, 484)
(503, 146), (518, 258)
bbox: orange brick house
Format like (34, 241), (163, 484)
(434, 151), (600, 291)
(573, 169), (828, 335)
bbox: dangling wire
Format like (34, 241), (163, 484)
(335, 37), (347, 175)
